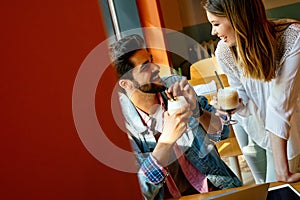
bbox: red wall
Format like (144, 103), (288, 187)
(0, 1), (142, 199)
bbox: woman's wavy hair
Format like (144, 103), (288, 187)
(204, 0), (297, 81)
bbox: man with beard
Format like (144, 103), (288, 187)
(110, 34), (242, 200)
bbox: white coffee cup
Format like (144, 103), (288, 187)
(168, 96), (188, 115)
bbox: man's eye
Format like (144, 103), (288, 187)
(141, 63), (150, 71)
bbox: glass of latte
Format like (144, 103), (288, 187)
(217, 87), (239, 125)
(167, 96), (193, 133)
(167, 96), (188, 115)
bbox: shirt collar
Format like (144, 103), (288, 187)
(136, 93), (166, 130)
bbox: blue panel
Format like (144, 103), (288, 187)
(98, 0), (143, 39)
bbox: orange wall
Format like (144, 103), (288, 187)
(136, 0), (171, 69)
(159, 0), (208, 29)
(0, 1), (141, 199)
(159, 0), (183, 31)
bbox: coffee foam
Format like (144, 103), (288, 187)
(168, 96), (187, 115)
(217, 88), (239, 110)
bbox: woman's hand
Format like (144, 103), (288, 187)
(211, 96), (244, 117)
(270, 132), (300, 182)
(281, 173), (300, 182)
(158, 104), (192, 144)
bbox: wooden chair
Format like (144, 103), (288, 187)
(214, 127), (243, 182)
(189, 57), (243, 182)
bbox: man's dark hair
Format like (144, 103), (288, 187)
(110, 34), (145, 79)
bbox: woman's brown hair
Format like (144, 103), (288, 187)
(204, 0), (298, 81)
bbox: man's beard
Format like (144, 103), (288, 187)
(138, 83), (166, 93)
(132, 80), (166, 94)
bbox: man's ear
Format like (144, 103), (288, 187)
(119, 79), (134, 91)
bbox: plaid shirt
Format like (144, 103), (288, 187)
(136, 93), (168, 185)
(136, 93), (208, 198)
(141, 153), (168, 184)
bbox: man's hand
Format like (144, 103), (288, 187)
(152, 104), (192, 167)
(158, 104), (192, 144)
(167, 77), (197, 111)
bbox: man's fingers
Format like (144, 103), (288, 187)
(179, 77), (188, 89)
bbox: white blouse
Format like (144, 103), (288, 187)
(215, 23), (300, 160)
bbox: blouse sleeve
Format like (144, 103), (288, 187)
(265, 30), (300, 139)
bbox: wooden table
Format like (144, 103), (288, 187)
(168, 181), (300, 199)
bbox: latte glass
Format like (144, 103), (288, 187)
(217, 87), (239, 125)
(167, 96), (188, 115)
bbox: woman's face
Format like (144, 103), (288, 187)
(206, 11), (236, 47)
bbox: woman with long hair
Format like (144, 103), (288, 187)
(205, 0), (300, 183)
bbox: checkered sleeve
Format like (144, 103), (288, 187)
(141, 153), (168, 184)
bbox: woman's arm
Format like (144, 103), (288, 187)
(266, 26), (300, 182)
(270, 132), (300, 182)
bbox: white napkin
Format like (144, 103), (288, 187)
(193, 80), (217, 96)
